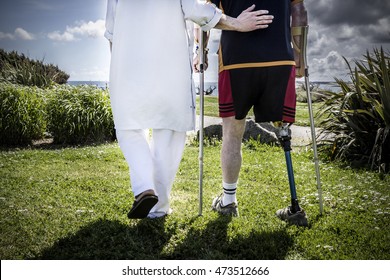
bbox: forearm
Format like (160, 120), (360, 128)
(194, 24), (210, 48)
(193, 24), (210, 73)
(214, 14), (243, 31)
(291, 1), (308, 27)
(291, 1), (308, 76)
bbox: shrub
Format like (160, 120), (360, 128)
(0, 49), (69, 88)
(0, 82), (47, 145)
(47, 85), (114, 144)
(317, 48), (390, 173)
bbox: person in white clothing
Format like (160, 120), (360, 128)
(104, 0), (273, 219)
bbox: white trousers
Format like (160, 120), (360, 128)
(116, 129), (186, 214)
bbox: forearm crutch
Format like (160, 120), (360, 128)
(293, 25), (324, 215)
(198, 30), (205, 216)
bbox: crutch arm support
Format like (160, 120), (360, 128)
(291, 0), (308, 77)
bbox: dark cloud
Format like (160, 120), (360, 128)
(306, 0), (390, 43)
(303, 0), (390, 80)
(305, 0), (390, 43)
(306, 0), (390, 26)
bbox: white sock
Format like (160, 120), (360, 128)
(222, 181), (237, 206)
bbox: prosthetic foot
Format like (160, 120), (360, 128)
(274, 122), (308, 227)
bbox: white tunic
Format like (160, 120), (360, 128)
(105, 0), (222, 131)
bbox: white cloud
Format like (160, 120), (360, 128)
(0, 28), (35, 40)
(68, 20), (105, 38)
(48, 19), (105, 42)
(311, 51), (348, 80)
(0, 32), (14, 40)
(336, 25), (355, 40)
(15, 27), (35, 40)
(48, 31), (75, 42)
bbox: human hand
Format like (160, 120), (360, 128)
(236, 5), (274, 32)
(193, 53), (209, 73)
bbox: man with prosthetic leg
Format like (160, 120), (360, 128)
(196, 0), (310, 226)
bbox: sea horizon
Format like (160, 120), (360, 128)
(67, 80), (341, 93)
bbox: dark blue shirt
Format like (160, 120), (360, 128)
(210, 0), (295, 71)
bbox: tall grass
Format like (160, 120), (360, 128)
(47, 85), (114, 144)
(0, 83), (114, 145)
(0, 83), (47, 145)
(0, 49), (69, 88)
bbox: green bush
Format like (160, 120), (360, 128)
(47, 85), (114, 144)
(317, 48), (390, 173)
(0, 49), (69, 88)
(0, 82), (47, 145)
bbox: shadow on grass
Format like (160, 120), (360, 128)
(168, 216), (293, 259)
(35, 218), (171, 260)
(34, 215), (292, 260)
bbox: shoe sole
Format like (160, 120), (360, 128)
(127, 195), (158, 219)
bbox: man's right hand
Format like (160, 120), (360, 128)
(236, 5), (274, 32)
(215, 4), (273, 32)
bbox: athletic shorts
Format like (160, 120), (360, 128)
(218, 66), (296, 123)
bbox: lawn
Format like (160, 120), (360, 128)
(1, 139), (389, 260)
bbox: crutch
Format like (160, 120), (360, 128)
(198, 30), (205, 216)
(300, 26), (324, 215)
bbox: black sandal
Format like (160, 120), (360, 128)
(127, 192), (158, 219)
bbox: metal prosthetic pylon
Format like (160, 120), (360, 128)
(275, 122), (308, 226)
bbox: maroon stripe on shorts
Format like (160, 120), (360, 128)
(218, 70), (235, 118)
(282, 67), (297, 123)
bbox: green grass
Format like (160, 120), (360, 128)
(197, 96), (323, 127)
(196, 95), (219, 117)
(1, 141), (389, 260)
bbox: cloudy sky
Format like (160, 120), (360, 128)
(0, 0), (389, 82)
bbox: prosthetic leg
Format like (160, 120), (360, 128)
(273, 21), (324, 226)
(275, 122), (308, 226)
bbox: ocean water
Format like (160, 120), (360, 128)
(296, 81), (341, 92)
(67, 81), (109, 89)
(68, 81), (339, 94)
(68, 81), (220, 95)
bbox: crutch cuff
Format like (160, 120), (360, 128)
(291, 26), (308, 78)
